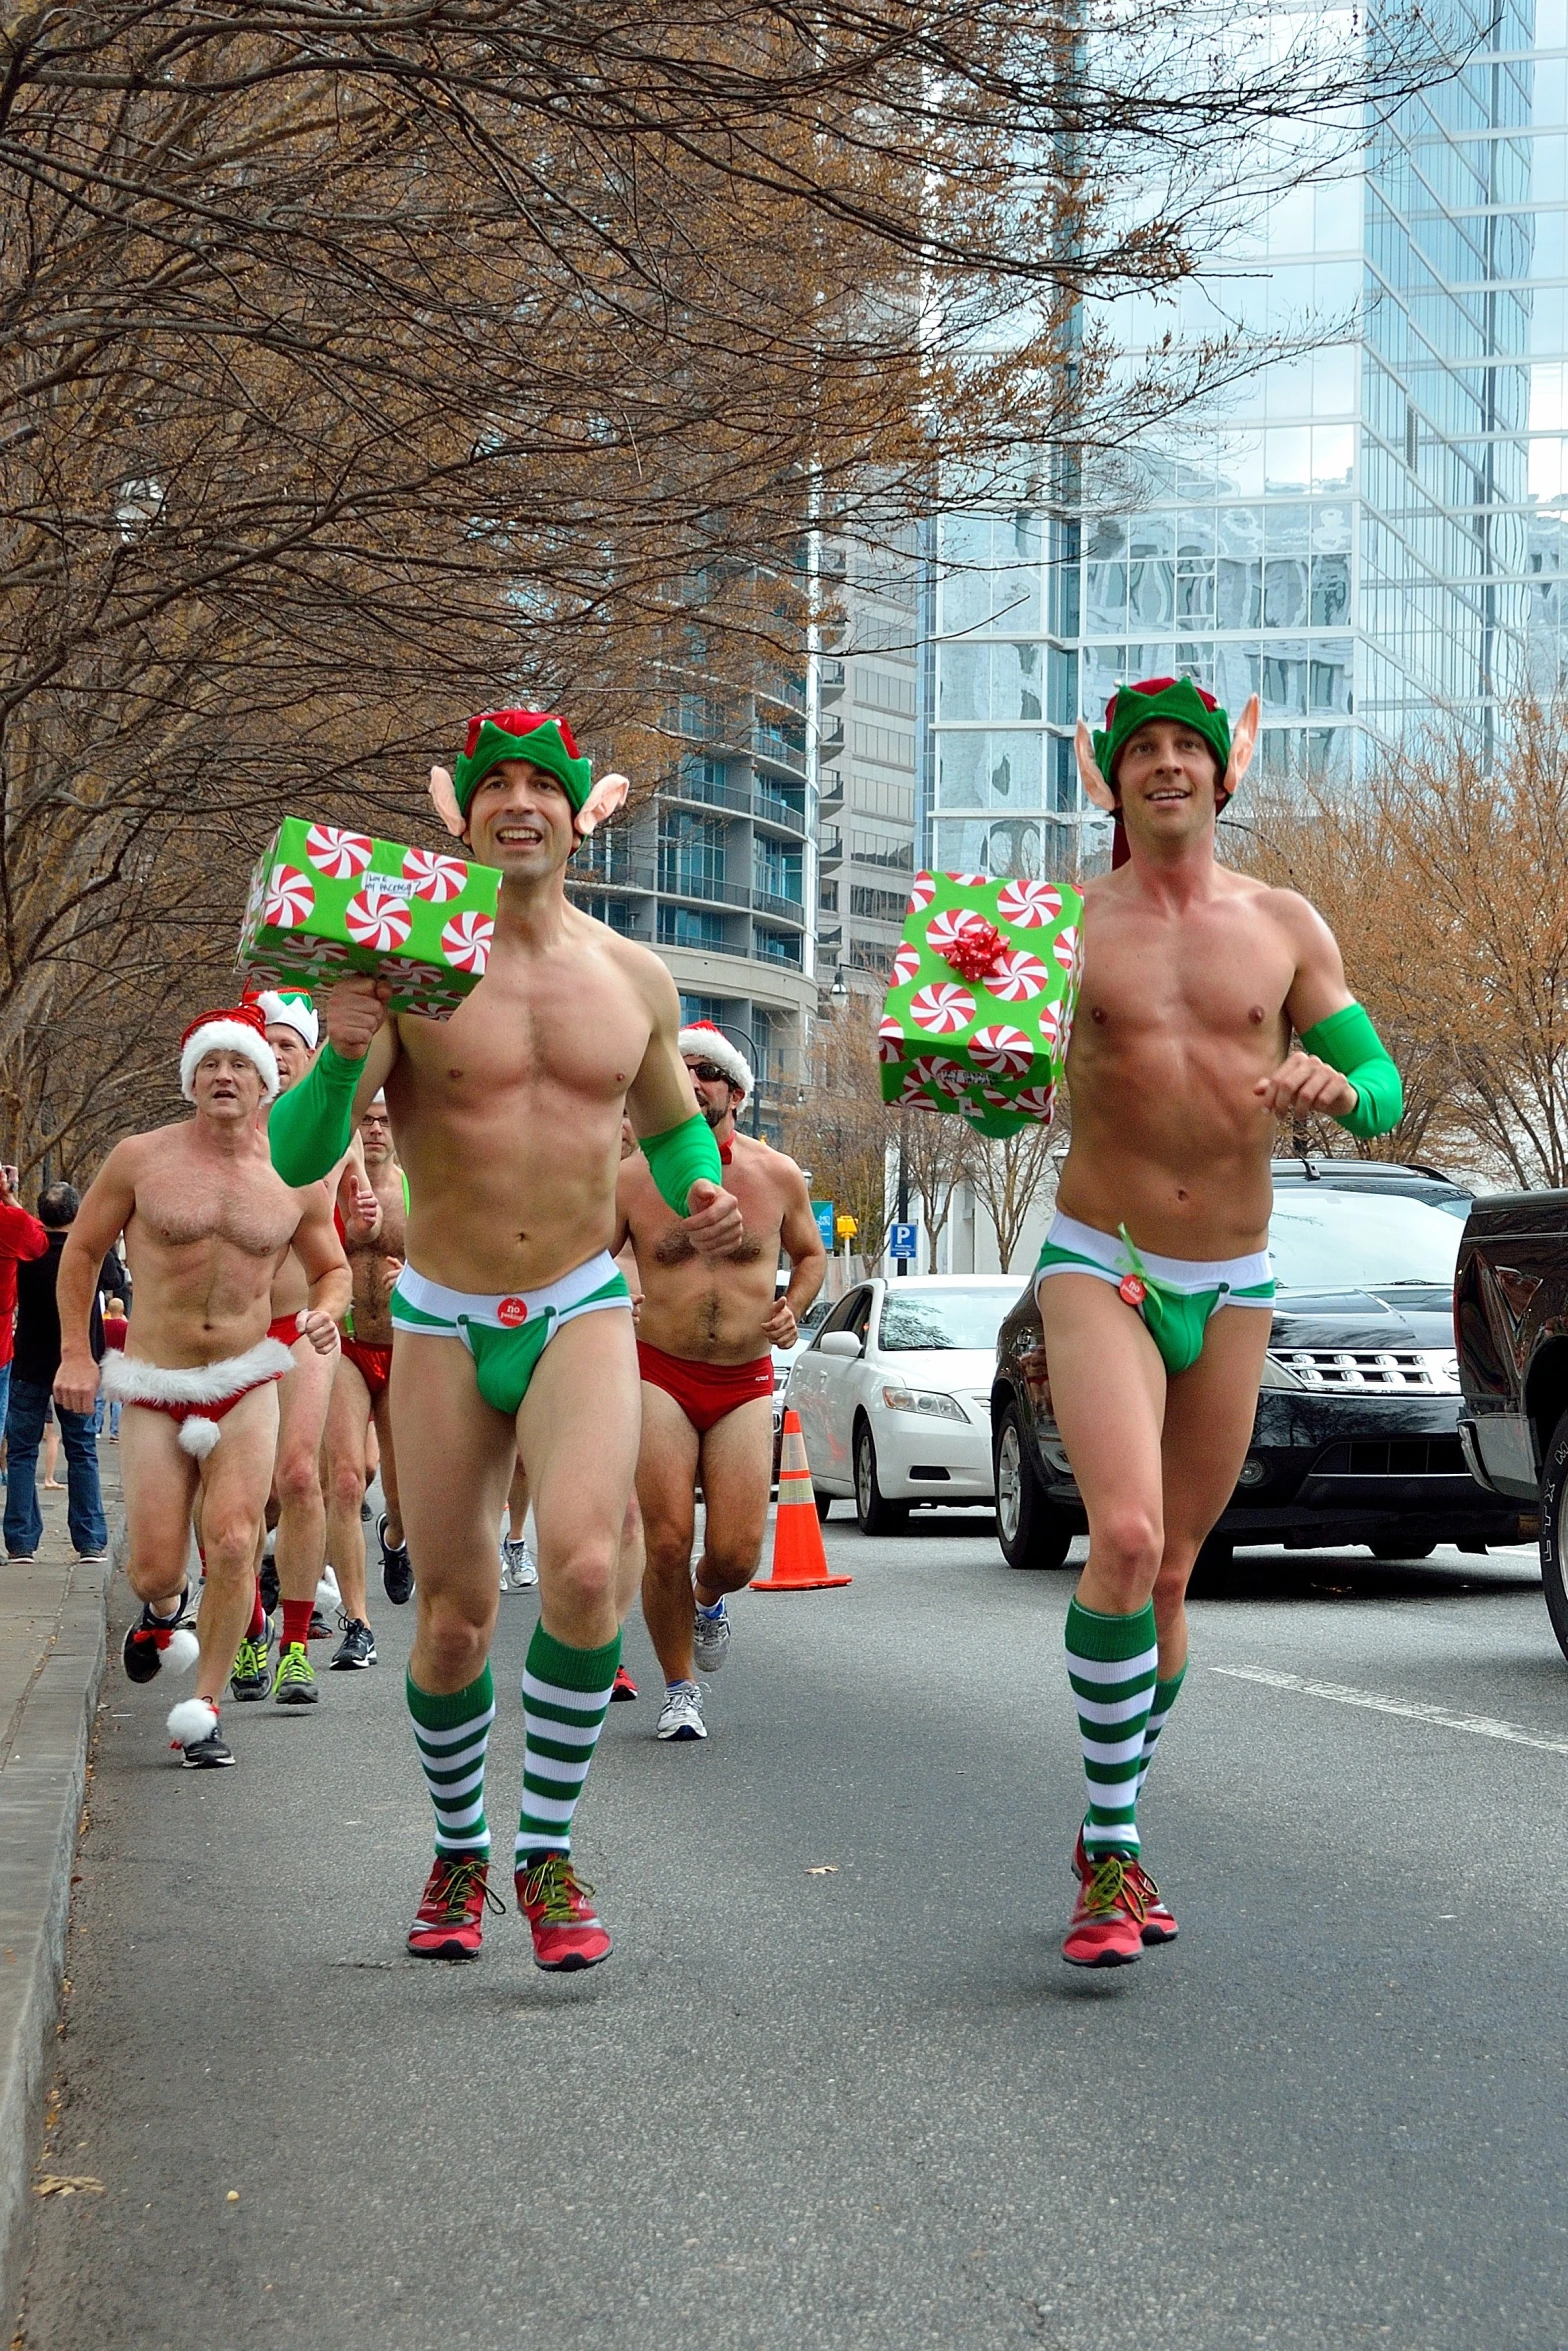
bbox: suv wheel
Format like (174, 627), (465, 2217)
(854, 1420), (908, 1536)
(993, 1401), (1072, 1570)
(1538, 1407), (1568, 1663)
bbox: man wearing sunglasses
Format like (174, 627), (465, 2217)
(615, 1022), (826, 1742)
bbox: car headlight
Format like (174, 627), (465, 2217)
(1260, 1354), (1306, 1390)
(880, 1385), (968, 1422)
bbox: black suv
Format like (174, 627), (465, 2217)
(992, 1165), (1525, 1571)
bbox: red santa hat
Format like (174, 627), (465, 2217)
(179, 1004), (280, 1103)
(678, 1021), (753, 1099)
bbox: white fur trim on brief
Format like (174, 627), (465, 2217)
(100, 1338), (295, 1408)
(253, 991), (320, 1051)
(167, 1696), (218, 1746)
(163, 1627), (201, 1674)
(678, 1024), (753, 1098)
(179, 1020), (280, 1103)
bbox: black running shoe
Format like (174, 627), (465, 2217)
(259, 1557), (279, 1616)
(122, 1588), (193, 1685)
(330, 1618), (377, 1669)
(228, 1621), (271, 1701)
(379, 1515), (414, 1606)
(307, 1609), (330, 1642)
(181, 1727), (235, 1769)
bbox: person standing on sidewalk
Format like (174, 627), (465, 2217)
(6, 1183), (109, 1565)
(0, 1164), (47, 1492)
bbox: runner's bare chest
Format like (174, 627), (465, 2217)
(396, 942), (651, 1122)
(134, 1137), (297, 1263)
(1072, 888), (1297, 1087)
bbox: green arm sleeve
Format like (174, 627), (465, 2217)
(640, 1111), (724, 1217)
(1298, 1002), (1404, 1139)
(266, 1044), (363, 1185)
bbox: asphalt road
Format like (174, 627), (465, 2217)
(13, 1513), (1568, 2351)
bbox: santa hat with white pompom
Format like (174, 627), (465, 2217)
(179, 1002), (279, 1103)
(678, 1021), (752, 1100)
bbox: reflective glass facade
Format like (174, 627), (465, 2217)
(929, 3), (1558, 874)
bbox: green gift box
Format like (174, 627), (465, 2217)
(878, 871), (1083, 1137)
(236, 819), (501, 1022)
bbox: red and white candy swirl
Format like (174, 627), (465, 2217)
(1014, 1084), (1057, 1121)
(908, 982), (975, 1035)
(345, 889), (413, 951)
(891, 944), (921, 987)
(264, 866), (314, 928)
(926, 908), (989, 954)
(996, 879), (1063, 928)
(1053, 925), (1080, 974)
(906, 872), (936, 913)
(440, 910), (494, 973)
(402, 848), (468, 903)
(986, 948), (1050, 1003)
(304, 826), (373, 880)
(968, 1024), (1033, 1076)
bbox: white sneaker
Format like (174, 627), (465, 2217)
(656, 1681), (707, 1741)
(692, 1599), (731, 1674)
(501, 1536), (537, 1590)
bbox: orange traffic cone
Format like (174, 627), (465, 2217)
(753, 1410), (852, 1591)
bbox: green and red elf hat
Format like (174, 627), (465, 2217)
(451, 710), (593, 816)
(1092, 677), (1232, 869)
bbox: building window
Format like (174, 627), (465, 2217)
(849, 940), (893, 977)
(754, 837), (803, 904)
(754, 927), (802, 967)
(659, 812), (727, 896)
(576, 894), (635, 935)
(680, 994), (726, 1024)
(658, 906), (727, 950)
(850, 884), (910, 924)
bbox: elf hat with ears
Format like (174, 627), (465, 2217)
(1074, 677), (1259, 868)
(428, 708), (629, 842)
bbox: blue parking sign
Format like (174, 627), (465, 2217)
(888, 1222), (918, 1261)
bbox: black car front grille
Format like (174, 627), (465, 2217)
(1312, 1438), (1467, 1477)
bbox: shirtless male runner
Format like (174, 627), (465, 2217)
(321, 1093), (410, 1663)
(53, 1007), (347, 1768)
(1029, 677), (1402, 1966)
(616, 1023), (825, 1741)
(231, 993), (357, 1707)
(267, 708), (743, 1967)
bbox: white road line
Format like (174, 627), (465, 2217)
(1209, 1665), (1568, 1756)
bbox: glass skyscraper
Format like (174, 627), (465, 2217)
(928, 2), (1553, 875)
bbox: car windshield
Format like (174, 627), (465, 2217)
(877, 1287), (1013, 1352)
(1268, 1190), (1462, 1292)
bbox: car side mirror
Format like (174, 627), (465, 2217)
(818, 1331), (864, 1360)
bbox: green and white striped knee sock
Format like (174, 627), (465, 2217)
(1065, 1597), (1158, 1855)
(1135, 1664), (1187, 1798)
(408, 1664), (495, 1855)
(516, 1624), (621, 1864)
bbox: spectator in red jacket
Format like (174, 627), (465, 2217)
(0, 1163), (47, 1449)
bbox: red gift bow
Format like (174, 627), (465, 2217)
(938, 917), (1008, 982)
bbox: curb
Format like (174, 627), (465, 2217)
(0, 1557), (109, 2331)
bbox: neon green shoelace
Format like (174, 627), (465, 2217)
(520, 1855), (593, 1923)
(1082, 1853), (1147, 1922)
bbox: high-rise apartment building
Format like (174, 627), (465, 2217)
(566, 680), (814, 1133)
(815, 524), (922, 993)
(928, 2), (1549, 873)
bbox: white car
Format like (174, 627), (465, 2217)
(785, 1276), (1021, 1533)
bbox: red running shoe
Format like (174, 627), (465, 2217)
(516, 1853), (612, 1971)
(610, 1665), (638, 1702)
(1062, 1837), (1147, 1968)
(407, 1854), (503, 1960)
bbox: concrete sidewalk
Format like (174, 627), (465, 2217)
(0, 1468), (117, 2330)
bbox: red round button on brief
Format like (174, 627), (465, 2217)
(1118, 1276), (1146, 1307)
(497, 1297), (529, 1326)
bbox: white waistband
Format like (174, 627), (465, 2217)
(1044, 1212), (1273, 1294)
(394, 1250), (622, 1328)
